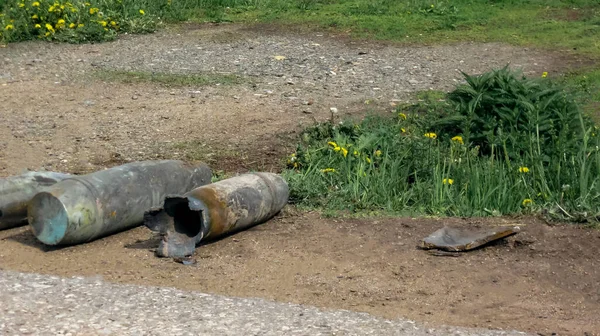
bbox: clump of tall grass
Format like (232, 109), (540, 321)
(284, 67), (600, 222)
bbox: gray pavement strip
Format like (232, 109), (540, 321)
(0, 270), (530, 336)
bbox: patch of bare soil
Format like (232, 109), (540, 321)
(0, 214), (598, 336)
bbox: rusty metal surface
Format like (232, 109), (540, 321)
(145, 172), (289, 258)
(420, 226), (521, 252)
(28, 160), (212, 246)
(0, 171), (71, 230)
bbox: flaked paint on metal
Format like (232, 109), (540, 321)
(188, 186), (231, 237)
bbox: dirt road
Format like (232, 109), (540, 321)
(0, 23), (560, 175)
(1, 23), (598, 336)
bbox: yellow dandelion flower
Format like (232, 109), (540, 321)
(321, 168), (336, 173)
(398, 112), (407, 120)
(77, 23), (84, 28)
(353, 150), (359, 157)
(44, 31), (50, 36)
(518, 166), (530, 173)
(99, 20), (107, 27)
(18, 3), (25, 7)
(69, 23), (75, 28)
(48, 5), (56, 11)
(365, 157), (371, 164)
(60, 4), (64, 10)
(35, 24), (41, 28)
(139, 9), (145, 15)
(56, 19), (65, 26)
(327, 141), (338, 148)
(401, 128), (406, 133)
(4, 24), (14, 30)
(451, 135), (464, 144)
(45, 23), (54, 32)
(442, 178), (454, 185)
(333, 146), (341, 152)
(341, 147), (348, 158)
(32, 1), (40, 6)
(32, 14), (39, 19)
(542, 72), (548, 78)
(110, 21), (117, 27)
(522, 198), (533, 206)
(424, 132), (437, 139)
(375, 150), (382, 157)
(89, 7), (99, 14)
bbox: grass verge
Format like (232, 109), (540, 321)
(93, 69), (244, 87)
(284, 67), (600, 222)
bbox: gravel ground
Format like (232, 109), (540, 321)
(1, 24), (556, 98)
(0, 270), (530, 336)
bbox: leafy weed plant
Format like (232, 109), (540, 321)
(0, 0), (158, 43)
(284, 67), (600, 222)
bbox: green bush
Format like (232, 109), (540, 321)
(284, 67), (600, 221)
(435, 66), (592, 163)
(0, 0), (159, 43)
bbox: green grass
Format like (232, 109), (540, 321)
(4, 0), (600, 58)
(0, 0), (158, 43)
(284, 67), (600, 222)
(175, 0), (600, 56)
(562, 68), (600, 119)
(93, 69), (244, 87)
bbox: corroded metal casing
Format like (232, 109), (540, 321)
(28, 160), (212, 246)
(0, 171), (71, 230)
(145, 172), (289, 258)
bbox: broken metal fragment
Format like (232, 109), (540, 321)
(144, 172), (289, 258)
(0, 171), (71, 230)
(28, 160), (212, 246)
(420, 225), (521, 252)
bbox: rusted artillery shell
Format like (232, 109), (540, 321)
(28, 160), (212, 246)
(0, 171), (71, 230)
(145, 172), (289, 258)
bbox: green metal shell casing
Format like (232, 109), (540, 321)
(28, 160), (212, 246)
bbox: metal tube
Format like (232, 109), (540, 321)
(28, 160), (212, 246)
(144, 172), (289, 258)
(0, 171), (71, 230)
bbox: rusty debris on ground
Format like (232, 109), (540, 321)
(420, 225), (521, 252)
